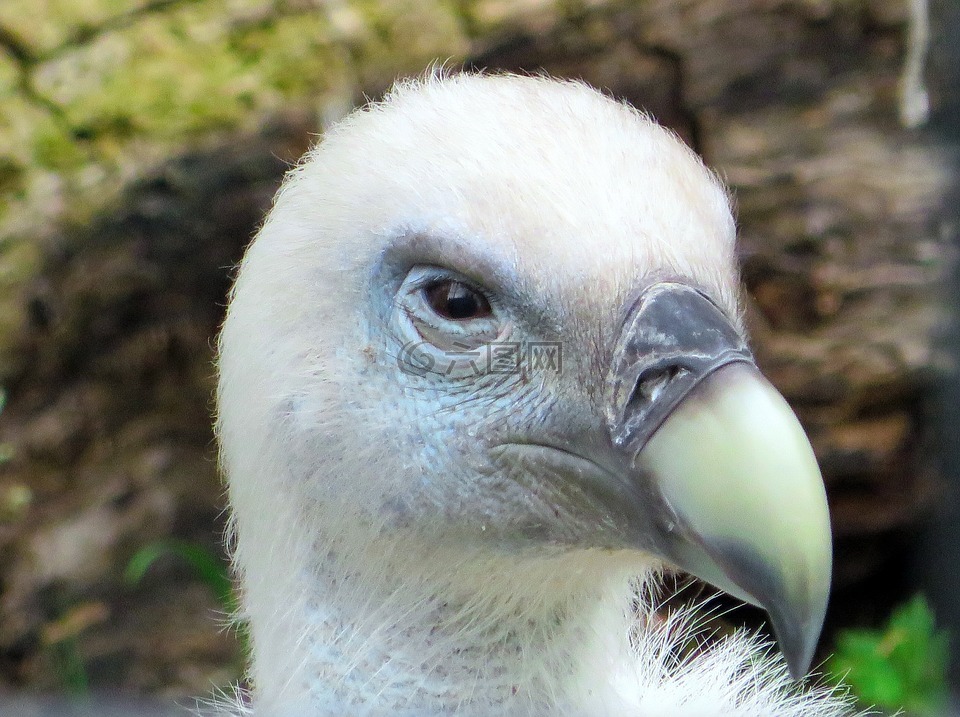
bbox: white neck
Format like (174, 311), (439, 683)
(224, 459), (847, 717)
(232, 496), (650, 715)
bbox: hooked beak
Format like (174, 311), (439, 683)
(606, 282), (832, 679)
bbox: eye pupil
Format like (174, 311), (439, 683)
(424, 280), (492, 320)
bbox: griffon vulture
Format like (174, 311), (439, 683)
(216, 73), (851, 716)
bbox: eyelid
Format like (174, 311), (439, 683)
(405, 267), (447, 291)
(407, 266), (482, 293)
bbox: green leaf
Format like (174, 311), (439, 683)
(826, 595), (950, 716)
(125, 539), (236, 613)
(51, 637), (90, 698)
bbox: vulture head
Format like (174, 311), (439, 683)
(217, 73), (846, 715)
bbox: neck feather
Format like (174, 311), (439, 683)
(226, 476), (850, 717)
(233, 506), (652, 715)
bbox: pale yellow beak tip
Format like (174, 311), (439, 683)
(639, 362), (833, 678)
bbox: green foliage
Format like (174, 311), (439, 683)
(125, 538), (250, 679)
(50, 636), (90, 698)
(125, 539), (236, 614)
(826, 595), (950, 716)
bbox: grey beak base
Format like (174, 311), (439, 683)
(606, 283), (833, 680)
(607, 282), (754, 458)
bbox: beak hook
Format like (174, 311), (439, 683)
(606, 282), (833, 679)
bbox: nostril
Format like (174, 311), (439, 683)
(628, 365), (684, 409)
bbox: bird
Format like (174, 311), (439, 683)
(215, 72), (852, 716)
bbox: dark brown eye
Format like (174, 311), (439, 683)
(423, 280), (492, 321)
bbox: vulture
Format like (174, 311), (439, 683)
(216, 73), (852, 716)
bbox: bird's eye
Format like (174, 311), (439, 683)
(422, 280), (492, 321)
(396, 268), (502, 358)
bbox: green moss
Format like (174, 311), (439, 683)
(0, 94), (80, 179)
(0, 157), (25, 197)
(31, 123), (87, 169)
(33, 0), (468, 148)
(0, 237), (42, 288)
(0, 0), (149, 55)
(0, 236), (42, 380)
(0, 53), (29, 186)
(229, 13), (348, 99)
(344, 0), (468, 85)
(34, 11), (249, 140)
(0, 49), (19, 93)
(34, 2), (322, 142)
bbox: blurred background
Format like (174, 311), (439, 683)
(0, 0), (956, 714)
